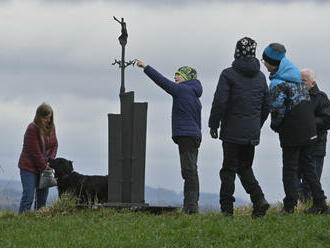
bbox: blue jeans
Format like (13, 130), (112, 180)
(19, 169), (49, 213)
(300, 156), (324, 199)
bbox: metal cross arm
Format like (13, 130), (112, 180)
(112, 59), (137, 69)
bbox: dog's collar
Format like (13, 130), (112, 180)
(56, 171), (74, 180)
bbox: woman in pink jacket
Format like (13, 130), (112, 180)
(18, 103), (58, 213)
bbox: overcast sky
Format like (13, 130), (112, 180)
(1, 0), (330, 204)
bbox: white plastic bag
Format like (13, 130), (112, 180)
(39, 169), (57, 189)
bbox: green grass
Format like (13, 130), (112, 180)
(1, 197), (330, 248)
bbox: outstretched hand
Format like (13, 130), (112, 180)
(210, 128), (218, 139)
(136, 59), (146, 69)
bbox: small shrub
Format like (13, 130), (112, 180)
(34, 193), (78, 217)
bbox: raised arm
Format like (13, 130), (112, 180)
(136, 59), (179, 96)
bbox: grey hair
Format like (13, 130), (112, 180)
(301, 68), (316, 82)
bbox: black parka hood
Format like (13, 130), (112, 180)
(232, 57), (260, 77)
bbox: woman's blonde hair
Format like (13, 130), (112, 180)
(33, 103), (55, 137)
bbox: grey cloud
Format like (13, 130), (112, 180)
(2, 1), (330, 199)
(37, 0), (330, 4)
(1, 0), (326, 7)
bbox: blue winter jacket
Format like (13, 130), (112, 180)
(269, 58), (310, 128)
(269, 58), (316, 146)
(144, 65), (202, 139)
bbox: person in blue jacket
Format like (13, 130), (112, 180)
(136, 59), (202, 214)
(262, 43), (329, 214)
(209, 37), (271, 218)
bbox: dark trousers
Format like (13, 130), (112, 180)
(300, 156), (324, 199)
(175, 136), (200, 212)
(220, 142), (264, 210)
(282, 145), (326, 209)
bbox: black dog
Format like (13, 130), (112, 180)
(48, 157), (108, 204)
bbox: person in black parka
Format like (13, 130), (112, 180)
(209, 37), (271, 218)
(299, 69), (330, 200)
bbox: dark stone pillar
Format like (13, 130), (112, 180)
(108, 114), (122, 202)
(131, 102), (148, 203)
(107, 91), (148, 207)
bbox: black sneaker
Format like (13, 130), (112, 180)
(305, 200), (329, 214)
(252, 199), (270, 218)
(279, 207), (294, 215)
(222, 210), (233, 218)
(221, 204), (233, 218)
(183, 207), (198, 215)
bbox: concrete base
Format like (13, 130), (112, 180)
(76, 202), (178, 214)
(103, 202), (150, 208)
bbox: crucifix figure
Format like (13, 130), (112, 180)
(112, 16), (135, 94)
(114, 16), (128, 47)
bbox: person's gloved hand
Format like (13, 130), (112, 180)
(210, 128), (218, 139)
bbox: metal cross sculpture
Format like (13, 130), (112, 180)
(107, 17), (177, 213)
(112, 16), (136, 95)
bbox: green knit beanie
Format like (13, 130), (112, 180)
(175, 66), (197, 81)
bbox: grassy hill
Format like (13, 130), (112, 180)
(1, 195), (330, 248)
(0, 180), (248, 212)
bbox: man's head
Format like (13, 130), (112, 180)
(262, 43), (286, 73)
(234, 37), (257, 59)
(301, 69), (316, 90)
(174, 66), (197, 83)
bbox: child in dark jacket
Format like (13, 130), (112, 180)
(209, 37), (271, 218)
(137, 59), (202, 214)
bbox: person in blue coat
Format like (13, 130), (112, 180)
(136, 59), (202, 214)
(262, 43), (328, 214)
(209, 37), (271, 218)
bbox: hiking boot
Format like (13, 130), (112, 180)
(252, 198), (270, 218)
(183, 207), (199, 215)
(305, 199), (329, 214)
(221, 204), (233, 218)
(279, 207), (294, 215)
(222, 211), (233, 218)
